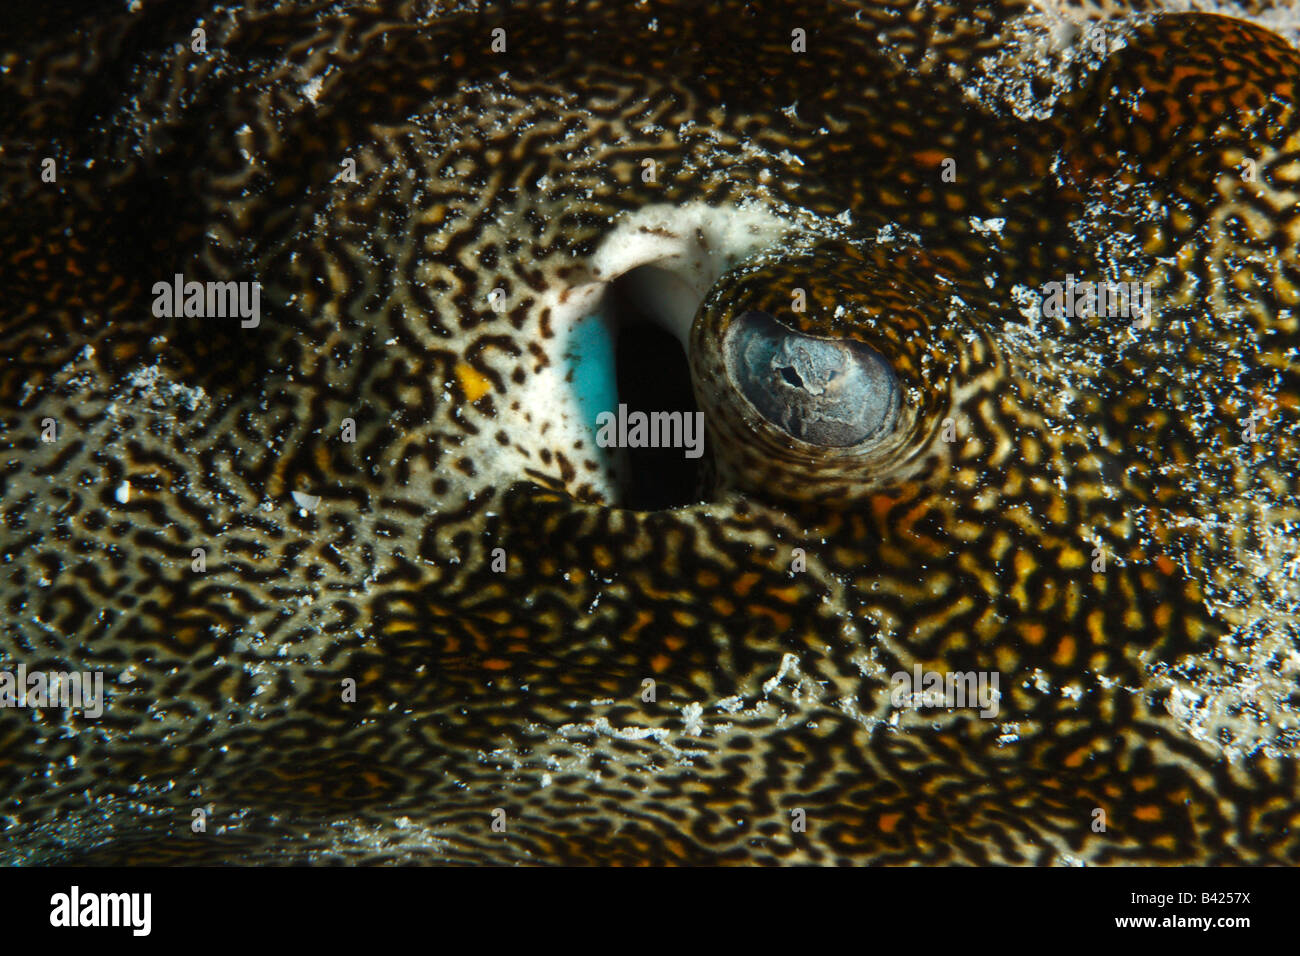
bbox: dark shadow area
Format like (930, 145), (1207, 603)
(610, 287), (705, 512)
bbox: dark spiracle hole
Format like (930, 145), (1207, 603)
(609, 283), (704, 511)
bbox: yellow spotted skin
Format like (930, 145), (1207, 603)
(0, 0), (1298, 864)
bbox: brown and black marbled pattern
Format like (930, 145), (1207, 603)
(0, 0), (1297, 863)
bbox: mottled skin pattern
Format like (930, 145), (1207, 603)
(1, 0), (1298, 864)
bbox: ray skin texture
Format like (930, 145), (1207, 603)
(1, 0), (1299, 865)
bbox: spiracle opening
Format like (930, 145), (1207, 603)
(607, 269), (707, 511)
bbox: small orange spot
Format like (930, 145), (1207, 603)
(897, 500), (930, 535)
(1134, 805), (1162, 822)
(1154, 603), (1172, 628)
(1053, 635), (1075, 666)
(870, 493), (897, 525)
(628, 609), (654, 638)
(878, 812), (902, 834)
(1156, 554), (1175, 575)
(751, 606), (792, 631)
(650, 653), (671, 674)
(482, 658), (510, 671)
(454, 362), (492, 401)
(670, 610), (696, 629)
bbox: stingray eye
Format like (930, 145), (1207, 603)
(724, 310), (901, 447)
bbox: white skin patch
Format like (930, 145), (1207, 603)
(588, 202), (797, 345)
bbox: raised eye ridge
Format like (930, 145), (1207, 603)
(724, 310), (901, 448)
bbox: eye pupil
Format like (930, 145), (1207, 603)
(725, 310), (900, 447)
